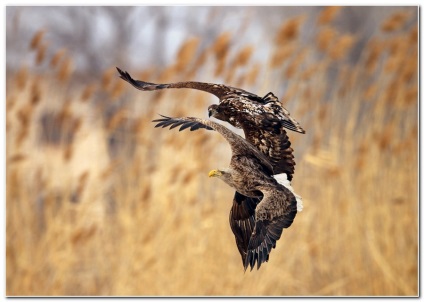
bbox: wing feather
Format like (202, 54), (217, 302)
(152, 115), (274, 174)
(117, 67), (261, 101)
(244, 184), (298, 271)
(229, 192), (261, 266)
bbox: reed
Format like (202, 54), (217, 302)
(6, 9), (418, 297)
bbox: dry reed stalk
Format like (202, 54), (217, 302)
(16, 104), (33, 131)
(8, 154), (27, 164)
(363, 84), (378, 101)
(409, 24), (418, 44)
(72, 118), (82, 138)
(157, 65), (177, 82)
(186, 48), (209, 78)
(381, 11), (411, 32)
(214, 58), (227, 78)
(57, 101), (72, 124)
(387, 36), (406, 57)
(317, 6), (342, 25)
(72, 170), (90, 203)
(285, 49), (306, 79)
(57, 57), (73, 83)
(383, 55), (400, 74)
(299, 63), (317, 81)
(29, 29), (45, 50)
(246, 62), (260, 86)
(224, 63), (236, 84)
(63, 144), (74, 162)
(404, 86), (418, 106)
(15, 65), (28, 90)
(377, 123), (395, 151)
(30, 80), (42, 106)
(6, 96), (16, 113)
(270, 44), (296, 68)
(80, 84), (97, 102)
(212, 32), (231, 61)
(231, 45), (253, 69)
(328, 34), (356, 60)
(365, 38), (384, 74)
(282, 82), (299, 103)
(301, 86), (312, 100)
(354, 140), (368, 170)
(316, 27), (337, 52)
(134, 67), (157, 83)
(50, 48), (66, 68)
(110, 80), (126, 100)
(100, 159), (121, 180)
(275, 16), (304, 45)
(35, 42), (48, 65)
(102, 67), (116, 90)
(399, 53), (417, 84)
(234, 73), (246, 88)
(107, 109), (129, 132)
(175, 37), (200, 72)
(193, 48), (208, 69)
(71, 225), (97, 245)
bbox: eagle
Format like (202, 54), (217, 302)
(152, 115), (302, 271)
(117, 68), (305, 268)
(116, 67), (305, 133)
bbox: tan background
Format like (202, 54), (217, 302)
(6, 6), (418, 296)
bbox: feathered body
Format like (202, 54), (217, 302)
(153, 115), (299, 270)
(117, 68), (304, 269)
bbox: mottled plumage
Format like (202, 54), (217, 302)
(117, 67), (304, 268)
(153, 115), (299, 271)
(116, 67), (303, 179)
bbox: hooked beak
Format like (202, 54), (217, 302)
(208, 169), (222, 178)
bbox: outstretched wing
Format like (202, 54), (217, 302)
(229, 192), (261, 266)
(153, 114), (213, 131)
(152, 115), (274, 174)
(117, 67), (262, 101)
(244, 184), (298, 271)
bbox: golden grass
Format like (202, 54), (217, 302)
(6, 9), (418, 296)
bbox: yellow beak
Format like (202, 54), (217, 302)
(208, 169), (221, 178)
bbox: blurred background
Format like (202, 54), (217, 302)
(6, 6), (418, 296)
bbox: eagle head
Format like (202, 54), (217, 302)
(208, 169), (223, 178)
(208, 169), (234, 186)
(208, 104), (219, 118)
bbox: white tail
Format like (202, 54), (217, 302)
(273, 173), (303, 212)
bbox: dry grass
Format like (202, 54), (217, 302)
(6, 8), (418, 296)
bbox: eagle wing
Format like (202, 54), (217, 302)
(152, 115), (299, 271)
(242, 123), (295, 180)
(152, 115), (274, 174)
(244, 184), (298, 271)
(229, 192), (261, 266)
(117, 67), (262, 101)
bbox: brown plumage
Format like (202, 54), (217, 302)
(153, 115), (299, 271)
(117, 67), (304, 269)
(116, 67), (303, 179)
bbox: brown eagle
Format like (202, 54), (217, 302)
(117, 68), (304, 269)
(153, 115), (302, 271)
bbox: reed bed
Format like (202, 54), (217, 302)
(6, 8), (418, 296)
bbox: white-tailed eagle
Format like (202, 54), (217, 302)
(153, 115), (302, 271)
(117, 68), (304, 269)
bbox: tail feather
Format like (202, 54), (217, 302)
(273, 173), (303, 212)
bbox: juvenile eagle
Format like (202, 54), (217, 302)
(153, 115), (302, 271)
(116, 67), (305, 133)
(117, 67), (305, 267)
